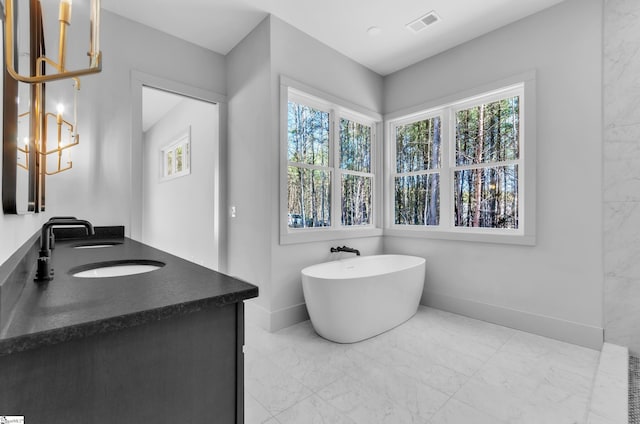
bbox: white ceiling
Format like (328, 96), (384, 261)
(142, 87), (185, 132)
(102, 0), (566, 76)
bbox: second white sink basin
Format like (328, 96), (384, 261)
(72, 260), (165, 278)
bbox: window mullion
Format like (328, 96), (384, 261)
(331, 110), (341, 228)
(439, 110), (452, 229)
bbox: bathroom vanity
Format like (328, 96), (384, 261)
(0, 228), (258, 424)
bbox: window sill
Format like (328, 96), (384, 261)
(280, 227), (383, 245)
(384, 227), (536, 246)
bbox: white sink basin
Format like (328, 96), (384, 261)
(72, 260), (164, 278)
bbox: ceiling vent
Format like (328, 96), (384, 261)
(406, 11), (441, 33)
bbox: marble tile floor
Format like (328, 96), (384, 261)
(244, 306), (602, 424)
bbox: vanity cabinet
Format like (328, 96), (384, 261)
(0, 235), (257, 424)
(0, 301), (246, 424)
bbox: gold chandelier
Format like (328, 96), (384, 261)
(5, 0), (101, 83)
(5, 0), (101, 176)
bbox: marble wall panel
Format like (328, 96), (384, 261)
(603, 0), (640, 353)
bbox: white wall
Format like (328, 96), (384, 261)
(383, 0), (603, 348)
(268, 17), (385, 329)
(1, 3), (610, 349)
(226, 18), (274, 318)
(44, 11), (226, 236)
(1, 11), (225, 265)
(142, 97), (219, 270)
(227, 16), (385, 330)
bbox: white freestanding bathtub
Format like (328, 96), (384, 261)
(301, 255), (426, 343)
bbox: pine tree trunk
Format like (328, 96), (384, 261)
(472, 104), (485, 227)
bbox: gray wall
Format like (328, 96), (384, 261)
(269, 16), (385, 329)
(383, 0), (603, 348)
(0, 2), (616, 349)
(142, 97), (219, 270)
(3, 11), (226, 266)
(45, 11), (227, 236)
(226, 17), (274, 318)
(603, 0), (640, 354)
(227, 16), (385, 330)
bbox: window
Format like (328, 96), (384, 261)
(388, 79), (534, 244)
(162, 128), (191, 180)
(394, 114), (442, 226)
(453, 95), (520, 229)
(287, 101), (331, 228)
(282, 82), (381, 242)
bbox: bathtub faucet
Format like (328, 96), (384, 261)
(330, 246), (360, 256)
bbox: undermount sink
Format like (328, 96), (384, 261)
(73, 241), (123, 249)
(71, 260), (165, 278)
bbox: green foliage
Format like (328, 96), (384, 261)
(395, 174), (439, 226)
(287, 101), (373, 228)
(287, 166), (331, 228)
(396, 116), (441, 173)
(287, 102), (329, 166)
(453, 96), (520, 229)
(456, 97), (519, 166)
(340, 119), (371, 172)
(341, 174), (372, 226)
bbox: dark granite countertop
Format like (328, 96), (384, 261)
(0, 236), (258, 356)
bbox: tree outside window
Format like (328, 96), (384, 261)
(286, 91), (377, 230)
(390, 85), (523, 234)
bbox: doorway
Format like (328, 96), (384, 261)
(137, 83), (221, 270)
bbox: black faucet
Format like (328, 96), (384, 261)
(330, 246), (360, 256)
(46, 216), (78, 249)
(35, 218), (95, 283)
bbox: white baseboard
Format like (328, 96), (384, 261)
(270, 303), (310, 332)
(423, 291), (604, 350)
(244, 300), (310, 332)
(244, 299), (271, 331)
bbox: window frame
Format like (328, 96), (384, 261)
(280, 77), (383, 245)
(161, 126), (191, 181)
(385, 72), (536, 245)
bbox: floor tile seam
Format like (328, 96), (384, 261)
(246, 353), (315, 404)
(491, 342), (600, 381)
(388, 339), (494, 375)
(417, 389), (460, 423)
(246, 392), (280, 424)
(440, 343), (498, 410)
(585, 410), (618, 424)
(320, 371), (446, 422)
(448, 346), (589, 415)
(348, 368), (454, 422)
(355, 334), (484, 379)
(306, 373), (345, 396)
(391, 360), (467, 398)
(507, 333), (600, 360)
(401, 323), (510, 357)
(480, 358), (599, 393)
(453, 384), (587, 424)
(405, 313), (514, 351)
(314, 375), (369, 420)
(270, 391), (324, 423)
(275, 360), (333, 397)
(585, 410), (620, 424)
(337, 342), (458, 400)
(460, 368), (594, 413)
(447, 394), (510, 424)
